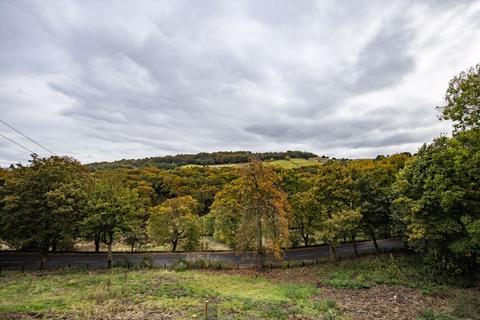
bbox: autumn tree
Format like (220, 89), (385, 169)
(147, 195), (201, 252)
(236, 160), (290, 268)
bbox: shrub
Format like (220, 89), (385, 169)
(173, 258), (188, 272)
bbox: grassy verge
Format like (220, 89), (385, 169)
(317, 254), (474, 295)
(0, 268), (338, 319)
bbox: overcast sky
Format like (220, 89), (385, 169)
(1, 1), (479, 166)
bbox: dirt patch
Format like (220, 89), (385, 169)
(314, 285), (449, 320)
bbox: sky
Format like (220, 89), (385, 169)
(1, 1), (480, 166)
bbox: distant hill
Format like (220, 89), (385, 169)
(87, 151), (323, 170)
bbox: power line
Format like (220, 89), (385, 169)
(0, 132), (37, 155)
(0, 119), (55, 155)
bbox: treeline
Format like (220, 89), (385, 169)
(0, 64), (479, 274)
(88, 150), (320, 170)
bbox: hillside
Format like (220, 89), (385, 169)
(88, 150), (324, 170)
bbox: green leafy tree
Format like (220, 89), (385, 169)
(438, 63), (480, 132)
(83, 172), (142, 268)
(312, 163), (361, 261)
(290, 189), (321, 246)
(350, 155), (409, 252)
(147, 195), (201, 252)
(394, 131), (480, 272)
(121, 169), (157, 252)
(0, 156), (88, 259)
(210, 182), (242, 248)
(394, 64), (480, 273)
(319, 209), (362, 260)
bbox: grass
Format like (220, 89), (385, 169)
(317, 254), (472, 295)
(417, 293), (480, 319)
(0, 268), (338, 319)
(1, 255), (477, 319)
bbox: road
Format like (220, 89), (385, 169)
(0, 238), (404, 270)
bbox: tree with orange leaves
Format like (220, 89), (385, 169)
(212, 159), (290, 269)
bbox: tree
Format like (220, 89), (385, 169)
(319, 209), (362, 260)
(210, 183), (242, 248)
(350, 156), (409, 253)
(147, 195), (201, 252)
(280, 169), (318, 247)
(394, 64), (480, 273)
(0, 156), (88, 261)
(236, 160), (290, 269)
(312, 163), (361, 261)
(83, 172), (142, 268)
(438, 64), (480, 132)
(121, 169), (157, 252)
(290, 189), (321, 246)
(394, 131), (480, 273)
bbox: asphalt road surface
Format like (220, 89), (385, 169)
(0, 238), (404, 270)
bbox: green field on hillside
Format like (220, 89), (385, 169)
(182, 158), (321, 169)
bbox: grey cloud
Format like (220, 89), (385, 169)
(354, 18), (415, 91)
(1, 0), (477, 165)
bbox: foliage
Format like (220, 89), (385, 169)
(147, 195), (201, 251)
(210, 182), (243, 248)
(310, 163), (361, 260)
(88, 150), (319, 170)
(0, 156), (89, 253)
(83, 171), (143, 267)
(209, 160), (291, 267)
(438, 63), (480, 132)
(351, 155), (410, 248)
(393, 131), (480, 273)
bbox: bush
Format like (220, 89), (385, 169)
(173, 259), (188, 272)
(176, 255), (228, 270)
(138, 255), (153, 268)
(113, 256), (132, 268)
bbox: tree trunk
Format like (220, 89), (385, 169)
(40, 256), (47, 270)
(370, 227), (380, 254)
(51, 238), (58, 252)
(256, 210), (263, 270)
(351, 232), (359, 258)
(172, 239), (178, 252)
(328, 242), (337, 262)
(131, 239), (135, 253)
(107, 232), (113, 269)
(302, 233), (309, 247)
(94, 232), (100, 253)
